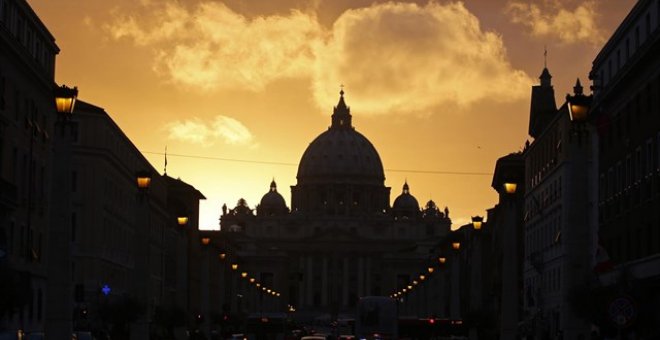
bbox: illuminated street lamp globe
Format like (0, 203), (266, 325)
(54, 85), (78, 116)
(471, 216), (483, 230)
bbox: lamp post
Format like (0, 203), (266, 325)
(563, 79), (595, 339)
(450, 236), (462, 320)
(45, 84), (78, 339)
(469, 216), (485, 340)
(132, 170), (152, 340)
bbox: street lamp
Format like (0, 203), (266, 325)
(427, 266), (435, 274)
(249, 278), (255, 284)
(46, 83), (78, 339)
(136, 171), (152, 191)
(566, 79), (591, 123)
(177, 216), (189, 226)
(219, 252), (227, 260)
(419, 274), (426, 281)
(241, 272), (248, 278)
(54, 85), (78, 116)
(471, 216), (483, 230)
(201, 237), (211, 246)
(503, 182), (517, 194)
(438, 257), (447, 265)
(452, 242), (461, 250)
(231, 263), (239, 271)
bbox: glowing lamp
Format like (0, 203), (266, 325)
(219, 252), (227, 260)
(249, 278), (255, 283)
(438, 257), (447, 264)
(452, 242), (461, 250)
(504, 182), (517, 194)
(231, 263), (238, 270)
(241, 272), (248, 278)
(201, 237), (210, 245)
(427, 266), (435, 273)
(54, 85), (78, 115)
(136, 171), (151, 190)
(177, 216), (189, 226)
(471, 216), (483, 230)
(419, 274), (426, 281)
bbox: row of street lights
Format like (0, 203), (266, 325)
(390, 179), (519, 310)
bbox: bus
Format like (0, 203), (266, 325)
(355, 296), (398, 340)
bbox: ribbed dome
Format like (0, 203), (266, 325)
(258, 180), (287, 216)
(393, 182), (419, 211)
(297, 90), (385, 185)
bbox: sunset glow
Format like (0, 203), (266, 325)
(30, 0), (635, 229)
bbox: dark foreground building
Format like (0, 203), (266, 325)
(590, 0), (660, 337)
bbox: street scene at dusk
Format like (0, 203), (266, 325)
(1, 0), (659, 339)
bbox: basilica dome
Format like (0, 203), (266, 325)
(296, 90), (385, 185)
(258, 180), (287, 216)
(291, 90), (390, 215)
(392, 181), (420, 219)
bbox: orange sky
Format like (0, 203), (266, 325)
(29, 0), (635, 229)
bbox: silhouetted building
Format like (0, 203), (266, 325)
(528, 67), (558, 139)
(217, 90), (452, 319)
(520, 66), (599, 339)
(67, 101), (204, 339)
(590, 0), (660, 337)
(0, 0), (59, 335)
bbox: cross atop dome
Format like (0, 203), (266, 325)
(332, 85), (352, 129)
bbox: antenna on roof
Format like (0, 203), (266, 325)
(164, 145), (168, 175)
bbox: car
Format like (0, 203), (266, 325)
(301, 336), (329, 340)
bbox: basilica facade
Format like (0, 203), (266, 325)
(218, 90), (451, 318)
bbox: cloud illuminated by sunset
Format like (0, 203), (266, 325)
(507, 0), (605, 45)
(313, 2), (532, 115)
(106, 1), (532, 115)
(166, 115), (255, 147)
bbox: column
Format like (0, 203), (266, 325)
(45, 120), (74, 339)
(131, 182), (151, 340)
(469, 237), (482, 340)
(500, 200), (518, 339)
(306, 256), (313, 306)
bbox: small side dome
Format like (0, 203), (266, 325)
(392, 181), (420, 219)
(258, 180), (288, 216)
